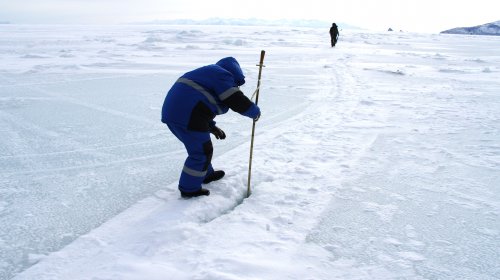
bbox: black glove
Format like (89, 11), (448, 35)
(210, 125), (226, 140)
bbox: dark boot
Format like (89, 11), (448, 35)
(180, 188), (210, 198)
(203, 170), (225, 184)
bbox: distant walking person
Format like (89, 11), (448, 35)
(162, 57), (261, 198)
(330, 23), (339, 47)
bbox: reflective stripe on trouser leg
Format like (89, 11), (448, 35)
(166, 123), (214, 192)
(179, 139), (213, 192)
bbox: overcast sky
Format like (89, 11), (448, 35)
(1, 0), (499, 32)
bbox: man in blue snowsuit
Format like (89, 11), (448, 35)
(162, 57), (261, 198)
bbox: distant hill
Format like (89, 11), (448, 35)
(135, 17), (360, 29)
(441, 20), (500, 36)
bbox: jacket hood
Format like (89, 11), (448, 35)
(216, 57), (246, 86)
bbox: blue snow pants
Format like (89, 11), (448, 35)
(167, 123), (214, 192)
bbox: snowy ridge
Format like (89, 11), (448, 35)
(441, 20), (500, 35)
(136, 18), (359, 29)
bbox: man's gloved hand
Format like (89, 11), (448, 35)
(254, 112), (261, 122)
(210, 125), (226, 140)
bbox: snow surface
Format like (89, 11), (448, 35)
(1, 25), (499, 280)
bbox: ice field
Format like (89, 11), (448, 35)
(0, 24), (499, 279)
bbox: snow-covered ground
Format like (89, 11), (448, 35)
(1, 25), (499, 280)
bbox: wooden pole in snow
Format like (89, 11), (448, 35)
(247, 50), (266, 198)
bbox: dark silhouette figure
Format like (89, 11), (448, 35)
(329, 23), (339, 47)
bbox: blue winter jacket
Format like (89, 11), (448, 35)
(161, 57), (260, 131)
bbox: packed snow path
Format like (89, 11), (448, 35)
(1, 25), (499, 279)
(309, 38), (500, 279)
